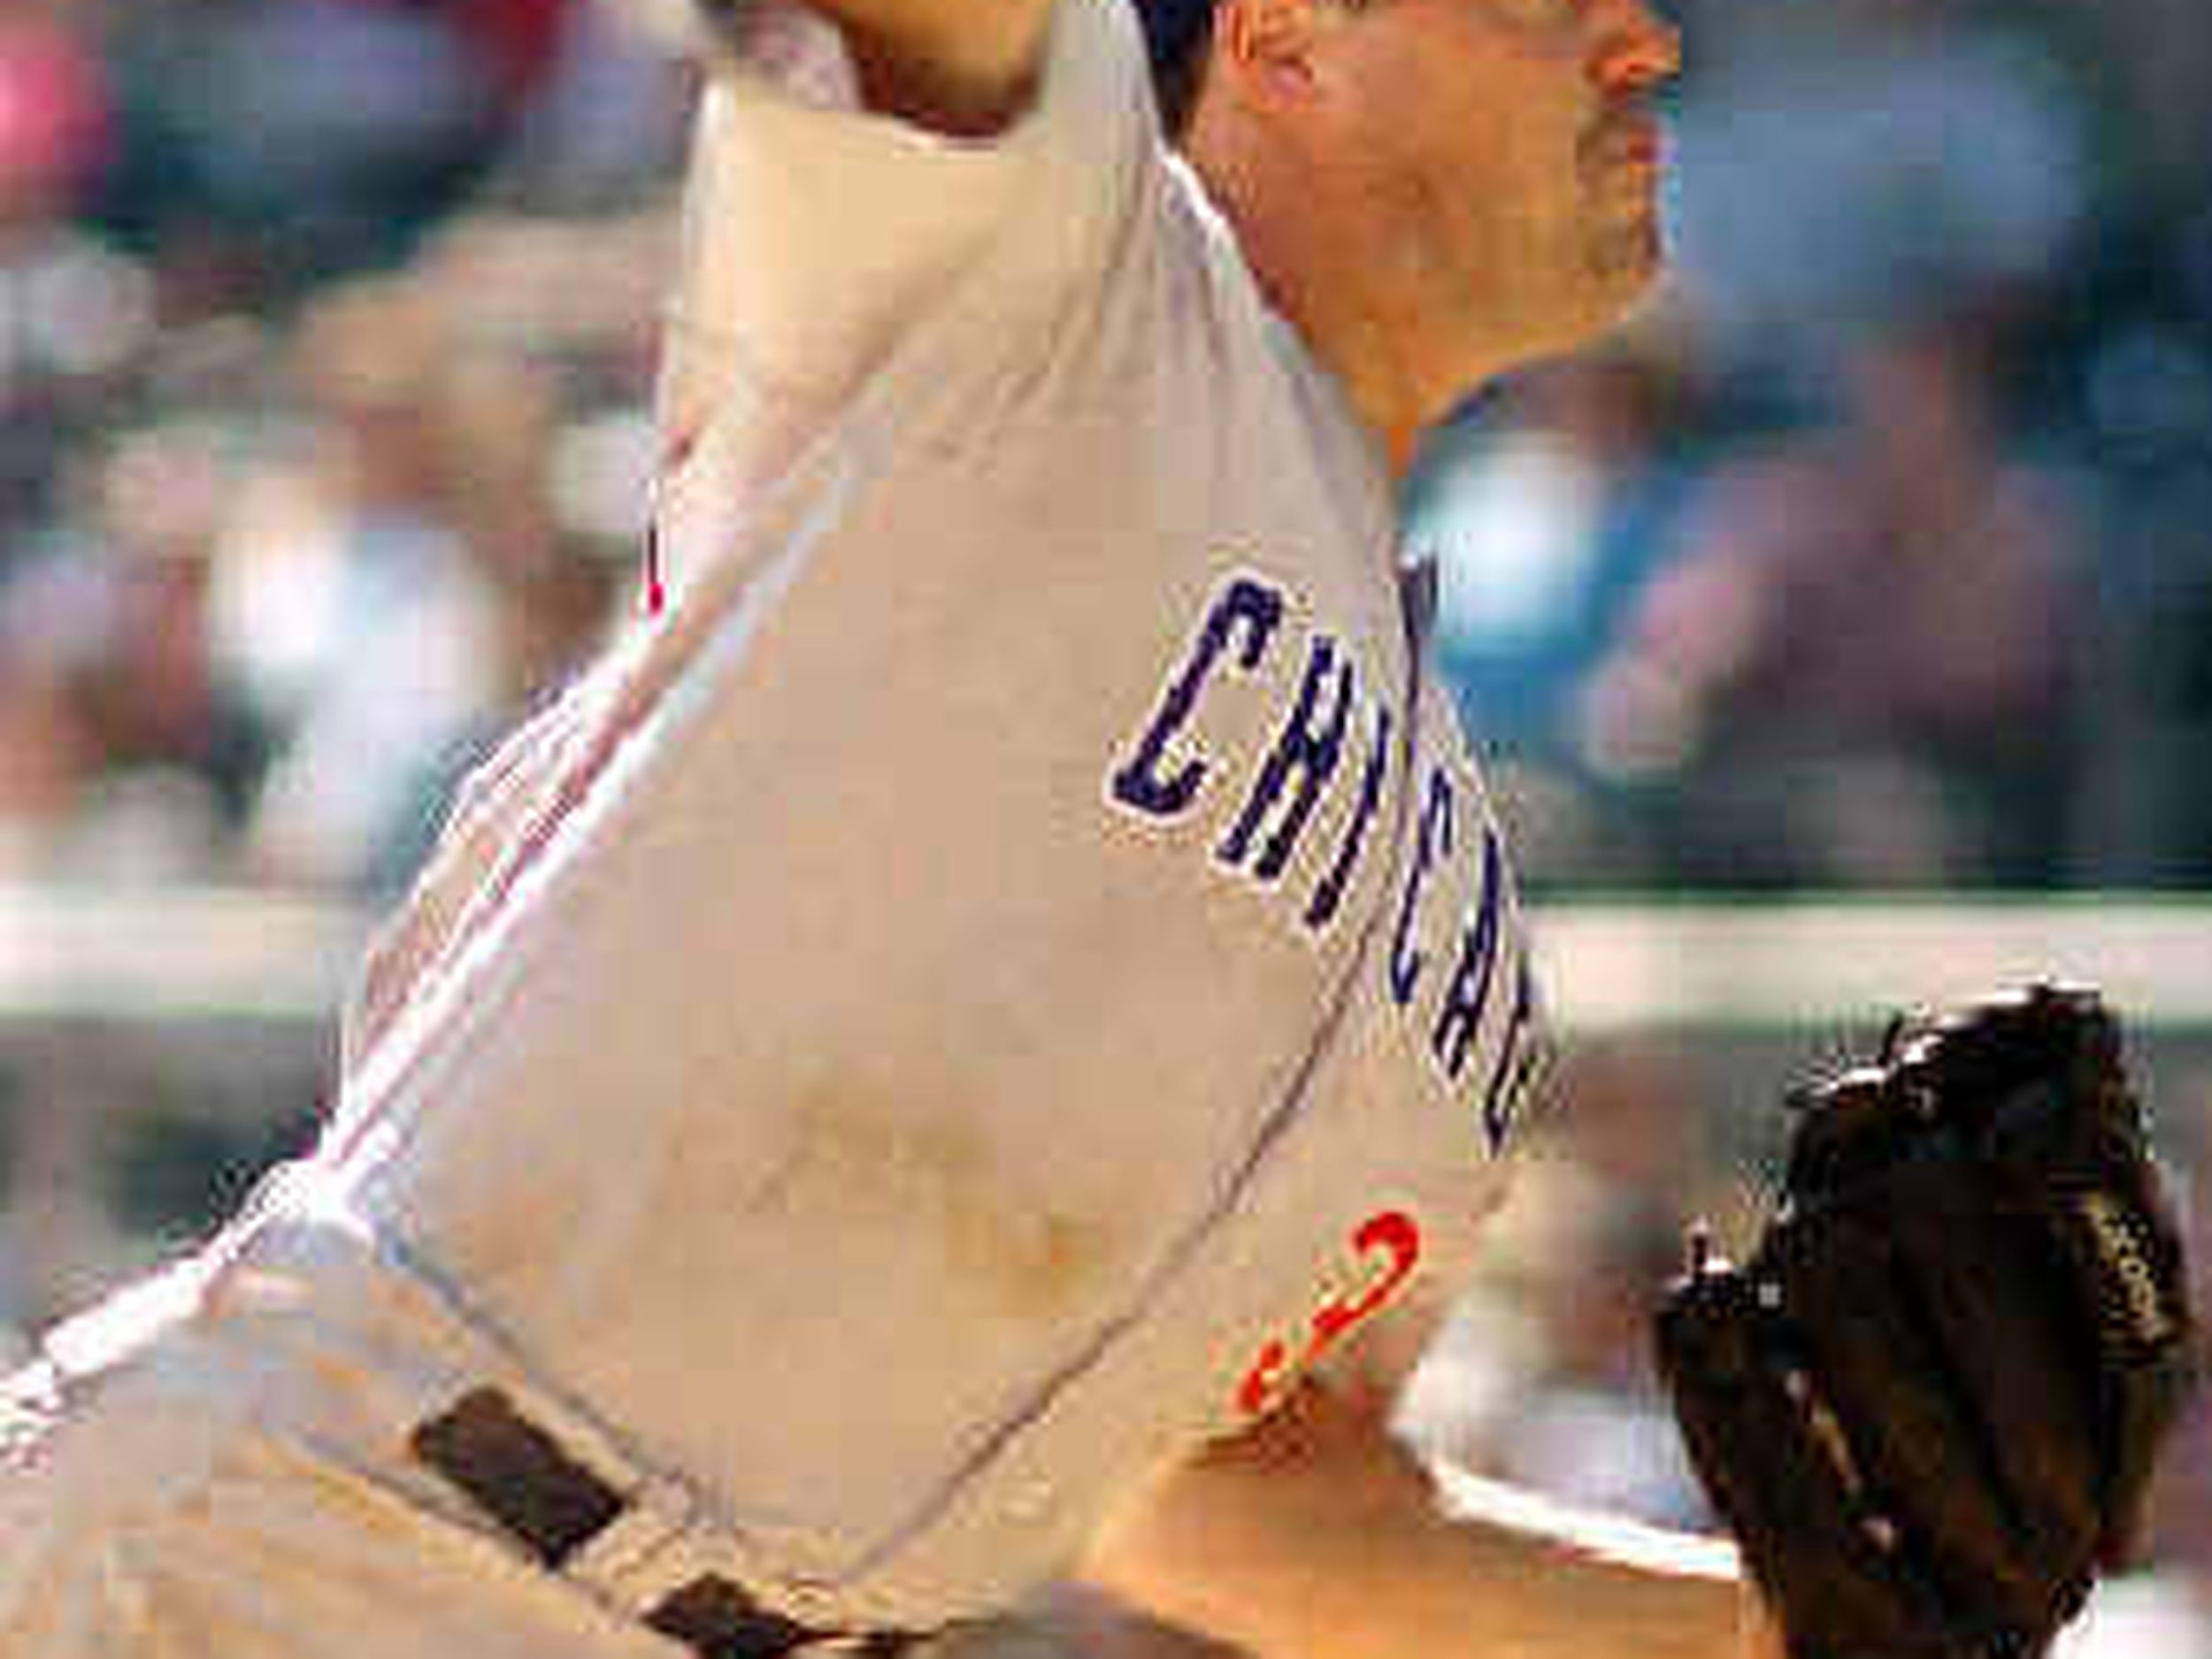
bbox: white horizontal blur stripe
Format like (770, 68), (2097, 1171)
(0, 884), (368, 1020)
(2, 885), (2211, 1030)
(1531, 901), (2212, 1033)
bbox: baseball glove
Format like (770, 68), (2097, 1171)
(1654, 983), (2198, 1659)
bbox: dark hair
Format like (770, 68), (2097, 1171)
(1138, 0), (1217, 135)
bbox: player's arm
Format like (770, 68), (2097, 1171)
(708, 0), (1060, 130)
(648, 0), (1155, 590)
(1079, 1379), (1782, 1659)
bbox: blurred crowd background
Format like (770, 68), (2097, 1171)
(0, 0), (2209, 1647)
(1421, 0), (2212, 897)
(0, 0), (2198, 900)
(0, 0), (682, 897)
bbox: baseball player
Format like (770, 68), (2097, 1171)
(0, 0), (1777, 1655)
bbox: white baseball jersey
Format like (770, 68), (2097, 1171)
(0, 2), (1545, 1652)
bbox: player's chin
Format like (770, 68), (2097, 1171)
(1532, 241), (1664, 360)
(1599, 200), (1667, 278)
(1581, 221), (1668, 322)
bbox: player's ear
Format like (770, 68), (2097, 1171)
(1211, 0), (1328, 112)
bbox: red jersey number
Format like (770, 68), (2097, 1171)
(1237, 1210), (1423, 1417)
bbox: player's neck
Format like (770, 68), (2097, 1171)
(1183, 111), (1509, 484)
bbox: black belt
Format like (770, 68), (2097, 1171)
(412, 1388), (920, 1659)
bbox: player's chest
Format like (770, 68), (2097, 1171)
(1099, 550), (1540, 1158)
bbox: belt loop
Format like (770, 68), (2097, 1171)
(411, 1386), (622, 1567)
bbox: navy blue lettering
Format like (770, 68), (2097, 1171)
(1217, 634), (1356, 881)
(1431, 828), (1504, 1080)
(1388, 767), (1455, 1007)
(1480, 957), (1541, 1155)
(1304, 701), (1394, 933)
(1110, 578), (1284, 819)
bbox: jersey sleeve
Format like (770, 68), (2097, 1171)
(340, 3), (1164, 1092)
(657, 0), (1164, 450)
(336, 656), (623, 1076)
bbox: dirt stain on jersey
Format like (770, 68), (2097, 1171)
(771, 1092), (1119, 1324)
